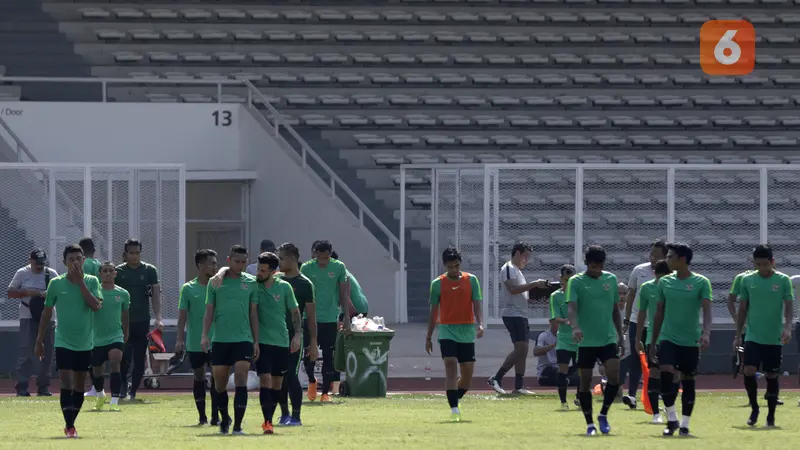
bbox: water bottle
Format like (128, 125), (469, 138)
(377, 317), (385, 331)
(424, 365), (432, 381)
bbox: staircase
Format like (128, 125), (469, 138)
(0, 0), (97, 101)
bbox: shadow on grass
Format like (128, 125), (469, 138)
(303, 401), (344, 406)
(196, 433), (283, 438)
(437, 420), (473, 424)
(731, 425), (782, 431)
(648, 434), (699, 439)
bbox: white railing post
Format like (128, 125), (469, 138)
(155, 170), (163, 276)
(106, 173), (113, 261)
(573, 166), (584, 267)
(492, 166), (500, 320)
(454, 169), (461, 249)
(178, 166), (187, 288)
(128, 169), (137, 239)
(430, 168), (438, 283)
(49, 168), (58, 270)
(398, 166), (407, 324)
(83, 166), (92, 239)
(101, 81), (107, 102)
(482, 165), (491, 322)
(760, 167), (768, 245)
(667, 167), (676, 241)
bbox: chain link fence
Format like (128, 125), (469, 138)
(400, 164), (798, 326)
(0, 164), (185, 325)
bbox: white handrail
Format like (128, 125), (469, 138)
(0, 76), (401, 259)
(241, 80), (400, 260)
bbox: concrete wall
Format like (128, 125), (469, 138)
(239, 108), (399, 322)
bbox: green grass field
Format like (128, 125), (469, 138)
(2, 393), (798, 449)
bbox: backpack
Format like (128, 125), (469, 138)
(25, 268), (51, 322)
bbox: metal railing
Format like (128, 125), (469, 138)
(0, 76), (401, 260)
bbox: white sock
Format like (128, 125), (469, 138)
(666, 405), (678, 422)
(110, 397), (119, 406)
(680, 415), (690, 428)
(85, 386), (97, 396)
(451, 407), (460, 414)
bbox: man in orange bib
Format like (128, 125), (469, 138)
(425, 247), (484, 422)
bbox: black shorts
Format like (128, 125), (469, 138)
(556, 349), (577, 366)
(743, 341), (782, 374)
(91, 342), (124, 367)
(189, 351), (211, 370)
(502, 316), (530, 343)
(439, 339), (476, 363)
(210, 341), (253, 367)
(256, 344), (290, 376)
(577, 344), (618, 370)
(657, 340), (699, 376)
(56, 347), (92, 372)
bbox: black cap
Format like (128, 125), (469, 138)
(30, 249), (47, 264)
(260, 239), (276, 252)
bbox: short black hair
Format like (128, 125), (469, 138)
(560, 264), (576, 277)
(667, 242), (693, 265)
(311, 240), (322, 251)
(315, 240), (333, 253)
(653, 259), (670, 275)
(260, 239), (276, 252)
(511, 241), (533, 258)
(78, 237), (95, 255)
(257, 252), (280, 270)
(753, 244), (773, 261)
(194, 249), (217, 267)
(277, 242), (300, 259)
(123, 238), (142, 253)
(63, 243), (83, 261)
(100, 260), (116, 269)
(651, 239), (668, 256)
(442, 246), (462, 264)
(331, 250), (339, 259)
(230, 245), (247, 256)
(584, 245), (606, 264)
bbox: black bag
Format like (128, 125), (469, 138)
(25, 268), (50, 323)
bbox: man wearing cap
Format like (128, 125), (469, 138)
(247, 240), (276, 276)
(7, 249), (59, 396)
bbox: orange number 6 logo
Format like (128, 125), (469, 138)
(700, 20), (756, 76)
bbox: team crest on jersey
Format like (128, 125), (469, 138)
(603, 284), (610, 291)
(140, 275), (144, 280)
(772, 284), (779, 291)
(328, 272), (335, 278)
(273, 294), (280, 302)
(114, 296), (121, 303)
(241, 283), (249, 290)
(686, 284), (694, 291)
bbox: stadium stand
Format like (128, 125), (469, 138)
(2, 0), (800, 320)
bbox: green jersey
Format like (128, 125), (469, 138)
(347, 270), (369, 315)
(301, 258), (347, 323)
(637, 280), (660, 346)
(83, 258), (101, 278)
(565, 271), (620, 348)
(115, 262), (159, 324)
(740, 271), (794, 346)
(206, 273), (258, 343)
(93, 285), (129, 347)
(178, 278), (211, 352)
(257, 278), (299, 347)
(730, 270), (755, 298)
(549, 290), (577, 352)
(429, 274), (482, 344)
(278, 273), (314, 335)
(657, 273), (712, 347)
(45, 274), (103, 351)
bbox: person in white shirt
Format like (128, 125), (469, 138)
(245, 239), (275, 275)
(487, 242), (548, 395)
(534, 324), (578, 387)
(621, 239), (668, 409)
(7, 249), (59, 397)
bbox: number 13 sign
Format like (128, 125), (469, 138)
(700, 20), (756, 76)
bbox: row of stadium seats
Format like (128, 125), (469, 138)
(73, 7), (800, 25)
(87, 29), (795, 45)
(242, 113), (800, 129)
(369, 151), (798, 165)
(56, 0), (800, 7)
(99, 69), (800, 89)
(350, 133), (800, 148)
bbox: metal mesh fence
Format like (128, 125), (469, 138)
(0, 164), (184, 324)
(403, 164), (794, 326)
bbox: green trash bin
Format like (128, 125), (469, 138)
(336, 330), (395, 398)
